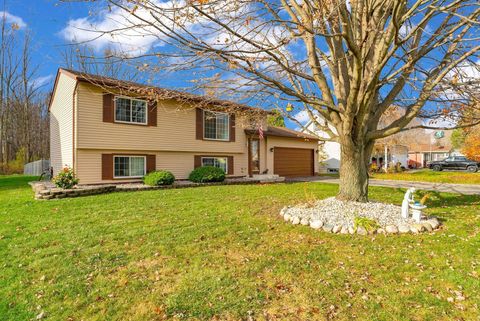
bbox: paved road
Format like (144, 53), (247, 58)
(288, 176), (480, 195)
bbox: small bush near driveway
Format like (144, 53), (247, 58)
(143, 170), (175, 186)
(188, 166), (225, 183)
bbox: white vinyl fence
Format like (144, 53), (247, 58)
(24, 159), (50, 176)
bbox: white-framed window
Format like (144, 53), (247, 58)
(201, 157), (228, 173)
(114, 156), (146, 178)
(115, 96), (147, 124)
(203, 110), (229, 141)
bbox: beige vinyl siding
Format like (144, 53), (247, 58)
(76, 149), (248, 184)
(52, 76), (321, 183)
(263, 136), (319, 174)
(76, 83), (247, 153)
(49, 73), (77, 175)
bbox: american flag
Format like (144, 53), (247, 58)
(258, 125), (264, 139)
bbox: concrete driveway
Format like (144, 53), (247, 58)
(288, 176), (480, 195)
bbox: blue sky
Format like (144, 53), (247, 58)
(3, 0), (302, 123)
(2, 0), (93, 85)
(2, 0), (226, 115)
(2, 0), (478, 130)
(2, 1), (252, 104)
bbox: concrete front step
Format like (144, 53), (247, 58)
(248, 174), (285, 183)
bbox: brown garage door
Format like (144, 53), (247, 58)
(274, 147), (314, 177)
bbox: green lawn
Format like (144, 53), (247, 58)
(371, 169), (480, 185)
(1, 175), (479, 320)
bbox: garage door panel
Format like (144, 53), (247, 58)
(274, 147), (314, 177)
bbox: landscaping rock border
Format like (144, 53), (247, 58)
(30, 182), (116, 200)
(280, 197), (441, 236)
(29, 178), (262, 200)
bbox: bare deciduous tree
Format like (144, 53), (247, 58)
(0, 12), (49, 173)
(60, 45), (141, 81)
(65, 0), (480, 201)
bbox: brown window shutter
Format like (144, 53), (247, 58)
(229, 113), (236, 142)
(227, 156), (234, 175)
(102, 154), (113, 180)
(196, 108), (203, 140)
(146, 155), (156, 173)
(194, 155), (202, 168)
(148, 101), (157, 126)
(103, 94), (114, 123)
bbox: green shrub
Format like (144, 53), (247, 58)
(386, 162), (398, 173)
(354, 216), (380, 233)
(0, 148), (26, 175)
(369, 163), (379, 173)
(188, 166), (225, 183)
(395, 162), (404, 172)
(0, 162), (23, 175)
(143, 170), (175, 186)
(52, 167), (79, 189)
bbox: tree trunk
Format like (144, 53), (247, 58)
(337, 141), (373, 202)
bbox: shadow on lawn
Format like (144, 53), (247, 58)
(287, 182), (480, 209)
(378, 187), (479, 226)
(428, 193), (480, 208)
(393, 187), (480, 208)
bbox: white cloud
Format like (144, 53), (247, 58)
(60, 1), (248, 57)
(399, 24), (411, 38)
(423, 117), (458, 137)
(424, 118), (456, 128)
(346, 0), (351, 12)
(59, 0), (291, 67)
(449, 59), (480, 81)
(293, 110), (311, 124)
(399, 23), (433, 40)
(58, 0), (314, 99)
(0, 11), (27, 29)
(59, 1), (178, 56)
(440, 59), (480, 100)
(29, 75), (54, 89)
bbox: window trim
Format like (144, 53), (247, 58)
(114, 96), (148, 125)
(201, 156), (228, 173)
(113, 155), (147, 179)
(202, 110), (230, 141)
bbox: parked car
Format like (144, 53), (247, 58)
(428, 156), (479, 172)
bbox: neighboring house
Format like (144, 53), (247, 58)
(408, 145), (451, 168)
(320, 139), (341, 173)
(49, 69), (319, 184)
(302, 116), (408, 173)
(303, 117), (340, 173)
(371, 143), (409, 169)
(407, 130), (460, 168)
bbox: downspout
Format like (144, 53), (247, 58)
(72, 82), (79, 172)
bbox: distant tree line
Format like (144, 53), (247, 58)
(0, 11), (140, 174)
(0, 14), (49, 174)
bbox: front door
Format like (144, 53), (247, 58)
(248, 138), (260, 176)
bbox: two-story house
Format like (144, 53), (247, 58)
(49, 69), (319, 184)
